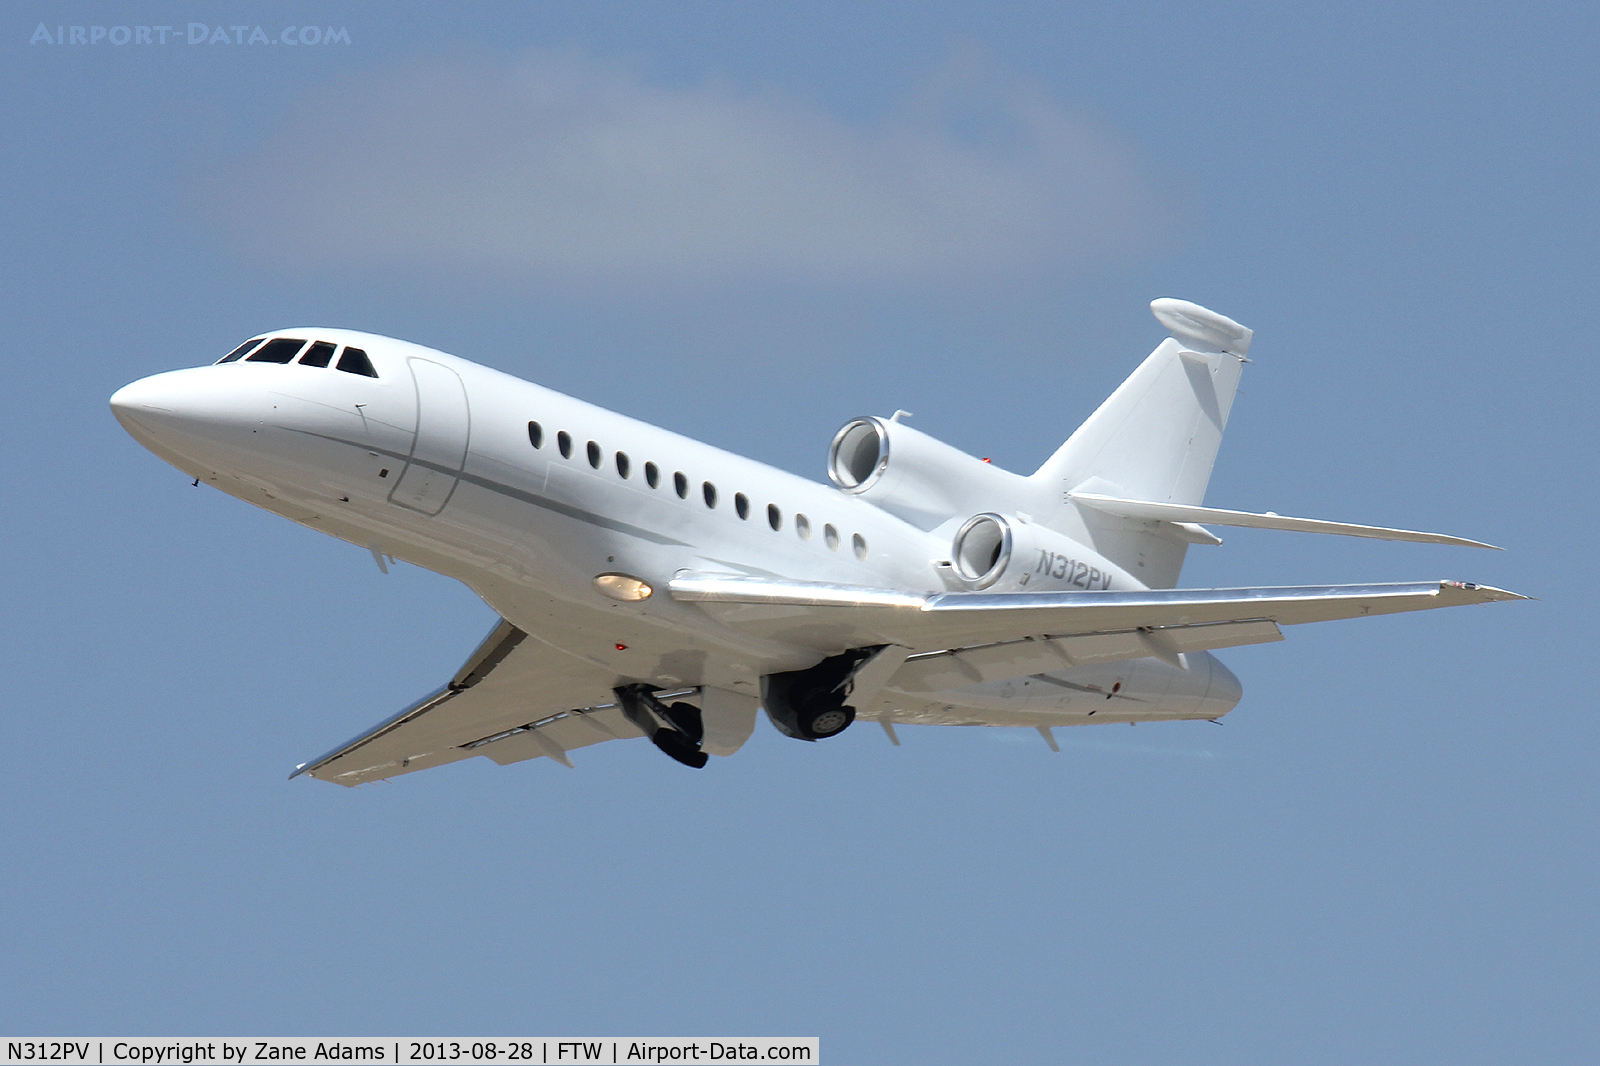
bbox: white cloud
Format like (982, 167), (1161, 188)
(215, 52), (1165, 289)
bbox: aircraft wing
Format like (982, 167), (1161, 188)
(669, 574), (1526, 656)
(291, 619), (644, 786)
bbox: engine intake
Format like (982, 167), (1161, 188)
(829, 418), (890, 492)
(827, 416), (1026, 528)
(952, 513), (1013, 588)
(950, 512), (1132, 593)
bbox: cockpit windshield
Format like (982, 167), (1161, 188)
(217, 338), (264, 363)
(299, 341), (337, 368)
(336, 347), (378, 377)
(218, 336), (380, 378)
(247, 338), (308, 363)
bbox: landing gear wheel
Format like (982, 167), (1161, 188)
(650, 727), (710, 769)
(662, 701), (704, 745)
(614, 684), (710, 769)
(802, 706), (855, 739)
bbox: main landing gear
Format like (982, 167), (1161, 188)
(760, 647), (877, 742)
(614, 684), (709, 769)
(619, 646), (889, 768)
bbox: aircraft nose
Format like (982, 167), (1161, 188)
(109, 373), (173, 428)
(110, 367), (260, 459)
(111, 370), (201, 438)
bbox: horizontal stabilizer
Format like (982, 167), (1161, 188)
(1069, 493), (1500, 549)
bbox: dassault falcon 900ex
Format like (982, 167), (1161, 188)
(110, 299), (1523, 783)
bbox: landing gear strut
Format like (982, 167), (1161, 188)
(614, 684), (709, 769)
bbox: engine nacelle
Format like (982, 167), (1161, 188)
(950, 512), (1135, 592)
(828, 416), (1027, 528)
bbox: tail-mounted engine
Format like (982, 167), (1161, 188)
(950, 512), (1131, 593)
(828, 416), (1027, 529)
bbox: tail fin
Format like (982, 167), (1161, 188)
(1030, 299), (1252, 587)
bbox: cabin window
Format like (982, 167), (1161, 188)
(527, 422), (543, 449)
(336, 347), (378, 377)
(616, 452), (631, 479)
(824, 524), (840, 551)
(734, 492), (749, 519)
(247, 338), (307, 363)
(587, 441), (602, 469)
(674, 472), (688, 498)
(217, 339), (263, 363)
(299, 341), (337, 368)
(703, 482), (718, 508)
(767, 503), (782, 531)
(645, 462), (660, 488)
(795, 514), (811, 541)
(558, 431), (572, 458)
(852, 533), (868, 560)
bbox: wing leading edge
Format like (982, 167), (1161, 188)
(291, 619), (643, 786)
(669, 573), (1526, 653)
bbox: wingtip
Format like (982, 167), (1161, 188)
(1443, 580), (1531, 602)
(1434, 533), (1502, 550)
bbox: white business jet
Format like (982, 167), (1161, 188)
(110, 299), (1523, 783)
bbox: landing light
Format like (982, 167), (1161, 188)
(594, 573), (653, 602)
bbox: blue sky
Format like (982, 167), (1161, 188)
(3, 2), (1595, 1062)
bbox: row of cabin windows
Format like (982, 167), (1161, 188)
(527, 420), (870, 560)
(216, 337), (379, 378)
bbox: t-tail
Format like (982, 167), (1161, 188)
(830, 296), (1492, 589)
(1027, 299), (1253, 588)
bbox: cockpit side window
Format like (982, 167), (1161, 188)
(247, 338), (308, 363)
(217, 338), (264, 363)
(336, 347), (378, 378)
(300, 341), (337, 368)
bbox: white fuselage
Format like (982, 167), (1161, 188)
(111, 329), (1241, 728)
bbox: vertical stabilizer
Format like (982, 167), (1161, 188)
(1029, 299), (1252, 587)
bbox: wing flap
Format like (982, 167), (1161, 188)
(463, 707), (641, 768)
(890, 619), (1283, 692)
